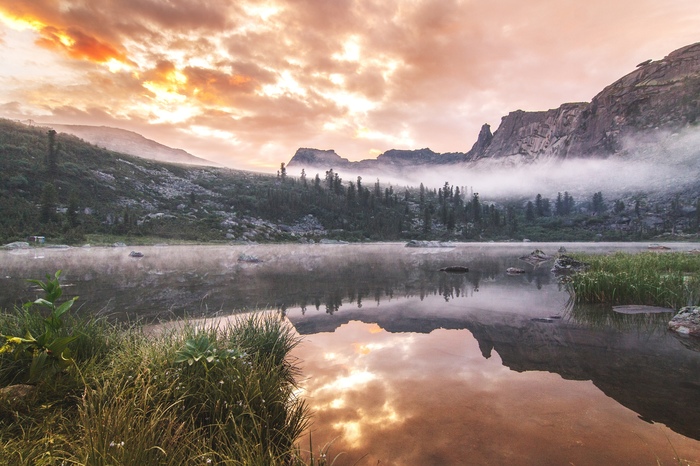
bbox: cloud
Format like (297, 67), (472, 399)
(0, 0), (699, 170)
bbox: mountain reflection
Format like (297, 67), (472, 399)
(2, 243), (700, 463)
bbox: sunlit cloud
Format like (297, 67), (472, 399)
(0, 11), (44, 31)
(0, 0), (698, 171)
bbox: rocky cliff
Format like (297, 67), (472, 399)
(468, 41), (700, 160)
(289, 42), (700, 171)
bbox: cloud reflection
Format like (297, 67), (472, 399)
(294, 321), (700, 465)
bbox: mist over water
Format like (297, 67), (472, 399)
(303, 127), (700, 200)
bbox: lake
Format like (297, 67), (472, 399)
(2, 242), (700, 465)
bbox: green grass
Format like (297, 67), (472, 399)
(0, 307), (317, 465)
(565, 252), (700, 309)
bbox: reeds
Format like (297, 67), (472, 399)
(565, 252), (700, 309)
(0, 310), (312, 465)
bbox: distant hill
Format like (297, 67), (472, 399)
(46, 124), (217, 167)
(289, 42), (700, 172)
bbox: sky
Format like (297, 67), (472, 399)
(0, 1), (698, 173)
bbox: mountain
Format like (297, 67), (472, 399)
(46, 124), (217, 166)
(289, 42), (700, 172)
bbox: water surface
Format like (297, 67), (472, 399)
(2, 242), (699, 464)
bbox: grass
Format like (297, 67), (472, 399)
(0, 302), (317, 465)
(565, 252), (700, 309)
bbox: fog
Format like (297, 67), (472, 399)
(309, 128), (700, 201)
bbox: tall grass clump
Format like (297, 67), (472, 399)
(1, 272), (314, 465)
(566, 252), (700, 309)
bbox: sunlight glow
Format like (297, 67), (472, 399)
(243, 3), (281, 21)
(333, 36), (361, 62)
(325, 90), (375, 114)
(319, 370), (376, 392)
(143, 69), (188, 103)
(355, 127), (416, 147)
(329, 73), (345, 85)
(259, 70), (306, 97)
(55, 31), (75, 47)
(188, 125), (240, 143)
(0, 12), (44, 31)
(105, 58), (132, 73)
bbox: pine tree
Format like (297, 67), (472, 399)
(46, 129), (58, 175)
(40, 183), (58, 224)
(525, 201), (535, 222)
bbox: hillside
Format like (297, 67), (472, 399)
(0, 119), (412, 244)
(0, 118), (698, 245)
(46, 124), (216, 166)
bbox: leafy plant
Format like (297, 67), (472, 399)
(0, 271), (79, 383)
(173, 333), (241, 367)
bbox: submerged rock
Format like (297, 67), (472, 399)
(129, 251), (144, 258)
(405, 240), (452, 248)
(613, 305), (675, 315)
(506, 267), (526, 275)
(668, 307), (700, 337)
(439, 266), (469, 273)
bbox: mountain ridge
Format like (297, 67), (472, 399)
(45, 123), (217, 167)
(288, 41), (700, 172)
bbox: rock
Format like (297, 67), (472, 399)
(531, 317), (556, 323)
(648, 243), (671, 250)
(405, 240), (452, 248)
(238, 254), (262, 263)
(558, 246), (567, 253)
(518, 249), (552, 267)
(668, 306), (700, 337)
(112, 242), (127, 247)
(129, 251), (144, 258)
(0, 384), (37, 416)
(506, 267), (526, 275)
(439, 266), (469, 273)
(319, 239), (349, 245)
(551, 255), (589, 274)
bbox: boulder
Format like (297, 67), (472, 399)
(238, 254), (262, 263)
(0, 384), (37, 416)
(668, 307), (700, 337)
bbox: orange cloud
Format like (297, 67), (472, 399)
(0, 9), (133, 70)
(35, 25), (133, 66)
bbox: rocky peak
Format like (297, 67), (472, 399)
(376, 148), (461, 165)
(467, 41), (700, 161)
(288, 148), (349, 168)
(288, 42), (700, 171)
(465, 124), (493, 161)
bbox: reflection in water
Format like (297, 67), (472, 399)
(2, 242), (700, 464)
(293, 316), (700, 465)
(0, 243), (561, 321)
